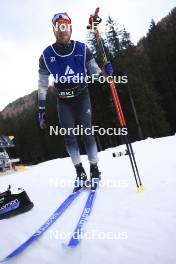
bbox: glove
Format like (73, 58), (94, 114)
(38, 109), (47, 129)
(104, 61), (114, 75)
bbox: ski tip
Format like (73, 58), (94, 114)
(67, 237), (81, 248)
(67, 244), (79, 248)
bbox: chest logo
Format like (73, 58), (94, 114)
(65, 65), (75, 75)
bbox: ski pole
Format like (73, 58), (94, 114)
(87, 8), (143, 192)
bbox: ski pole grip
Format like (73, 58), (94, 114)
(87, 7), (102, 30)
(94, 7), (100, 16)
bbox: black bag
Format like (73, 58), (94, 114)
(0, 185), (34, 220)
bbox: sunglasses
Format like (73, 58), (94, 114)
(52, 13), (71, 24)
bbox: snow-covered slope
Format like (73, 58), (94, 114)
(0, 135), (176, 264)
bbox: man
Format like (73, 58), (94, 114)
(38, 12), (113, 191)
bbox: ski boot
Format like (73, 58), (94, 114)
(90, 163), (101, 191)
(0, 185), (34, 220)
(73, 163), (87, 192)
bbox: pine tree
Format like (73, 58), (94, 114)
(105, 16), (120, 58)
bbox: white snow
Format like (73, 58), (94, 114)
(0, 135), (176, 264)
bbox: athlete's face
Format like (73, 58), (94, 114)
(53, 22), (72, 44)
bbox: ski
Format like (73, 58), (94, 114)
(67, 182), (99, 248)
(0, 188), (84, 263)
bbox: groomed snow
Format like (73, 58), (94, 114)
(0, 135), (176, 264)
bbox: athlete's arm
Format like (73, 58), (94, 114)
(85, 46), (102, 79)
(38, 55), (50, 109)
